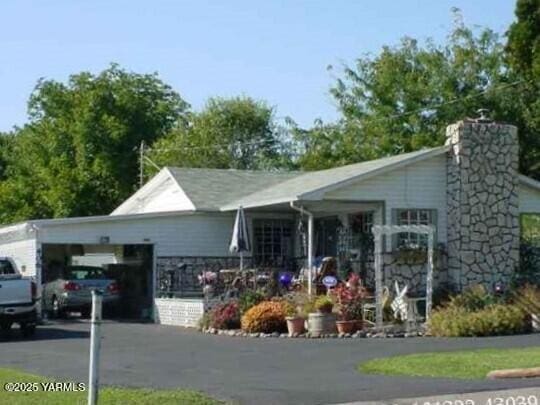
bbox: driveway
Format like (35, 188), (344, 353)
(0, 321), (539, 404)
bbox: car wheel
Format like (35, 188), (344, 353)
(20, 323), (36, 338)
(0, 322), (12, 332)
(81, 308), (91, 319)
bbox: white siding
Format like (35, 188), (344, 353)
(0, 238), (37, 278)
(324, 155), (448, 249)
(519, 184), (540, 213)
(112, 172), (195, 215)
(37, 213), (236, 257)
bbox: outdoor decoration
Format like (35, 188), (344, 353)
(229, 206), (250, 271)
(279, 272), (293, 288)
(372, 224), (435, 329)
(390, 281), (409, 321)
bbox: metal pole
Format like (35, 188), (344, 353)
(88, 290), (103, 405)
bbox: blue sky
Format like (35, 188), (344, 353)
(1, 1), (516, 131)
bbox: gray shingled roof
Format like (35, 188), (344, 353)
(220, 146), (450, 210)
(166, 167), (300, 210)
(166, 146), (449, 211)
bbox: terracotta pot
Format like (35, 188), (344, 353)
(286, 316), (305, 336)
(355, 319), (363, 331)
(336, 320), (357, 334)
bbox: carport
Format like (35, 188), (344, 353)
(41, 243), (154, 319)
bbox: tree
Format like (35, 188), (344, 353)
(148, 96), (292, 173)
(296, 11), (519, 171)
(0, 65), (189, 223)
(506, 0), (540, 179)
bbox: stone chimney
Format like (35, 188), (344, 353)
(446, 117), (520, 291)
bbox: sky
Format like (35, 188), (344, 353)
(0, 0), (517, 132)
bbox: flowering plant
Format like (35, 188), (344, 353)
(209, 301), (241, 330)
(331, 276), (367, 321)
(198, 271), (218, 285)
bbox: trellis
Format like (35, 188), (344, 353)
(371, 224), (436, 329)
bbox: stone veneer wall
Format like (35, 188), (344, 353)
(446, 120), (520, 291)
(363, 250), (448, 294)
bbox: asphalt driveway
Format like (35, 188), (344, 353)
(0, 321), (539, 404)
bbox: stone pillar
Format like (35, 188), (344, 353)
(446, 120), (520, 291)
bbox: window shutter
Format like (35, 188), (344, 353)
(430, 209), (438, 244)
(391, 209), (399, 251)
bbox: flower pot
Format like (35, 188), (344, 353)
(286, 316), (305, 336)
(308, 312), (336, 337)
(336, 320), (357, 334)
(317, 305), (333, 314)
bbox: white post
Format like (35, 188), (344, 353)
(373, 228), (383, 330)
(88, 290), (103, 405)
(307, 213), (314, 296)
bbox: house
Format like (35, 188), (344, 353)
(0, 118), (539, 325)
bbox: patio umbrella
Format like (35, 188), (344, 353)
(229, 206), (251, 271)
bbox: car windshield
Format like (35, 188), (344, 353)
(0, 260), (15, 275)
(65, 266), (107, 280)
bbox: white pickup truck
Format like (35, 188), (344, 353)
(0, 257), (37, 337)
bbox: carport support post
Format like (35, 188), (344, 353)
(88, 290), (103, 405)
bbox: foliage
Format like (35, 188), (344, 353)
(514, 241), (540, 287)
(314, 295), (334, 313)
(360, 347), (540, 380)
(449, 285), (497, 311)
(295, 9), (538, 178)
(506, 0), (540, 179)
(512, 284), (540, 316)
(521, 214), (540, 244)
(428, 285), (528, 336)
(0, 367), (220, 405)
(330, 282), (367, 321)
(238, 290), (265, 314)
(148, 96), (294, 174)
(208, 301), (241, 330)
(0, 64), (188, 223)
(198, 312), (212, 330)
(240, 301), (288, 333)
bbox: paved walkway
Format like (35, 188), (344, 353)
(0, 321), (539, 404)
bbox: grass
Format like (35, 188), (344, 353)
(0, 367), (221, 405)
(359, 346), (540, 379)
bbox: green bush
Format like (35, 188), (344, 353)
(429, 301), (527, 337)
(450, 285), (497, 311)
(238, 290), (265, 314)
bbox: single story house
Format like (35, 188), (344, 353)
(0, 118), (539, 325)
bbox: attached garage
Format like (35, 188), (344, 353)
(0, 211), (236, 322)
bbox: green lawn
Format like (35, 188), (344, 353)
(359, 346), (540, 379)
(0, 368), (221, 405)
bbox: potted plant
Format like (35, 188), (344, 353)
(314, 295), (334, 314)
(284, 302), (305, 336)
(307, 295), (336, 337)
(331, 277), (366, 334)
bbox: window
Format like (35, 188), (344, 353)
(396, 209), (434, 248)
(0, 259), (15, 275)
(253, 219), (293, 266)
(350, 212), (374, 234)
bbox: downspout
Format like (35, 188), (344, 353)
(290, 201), (314, 296)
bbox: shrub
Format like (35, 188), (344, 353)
(241, 301), (288, 333)
(238, 290), (265, 314)
(209, 301), (241, 330)
(314, 295), (334, 313)
(429, 303), (527, 337)
(198, 312), (212, 330)
(450, 285), (497, 311)
(512, 284), (540, 316)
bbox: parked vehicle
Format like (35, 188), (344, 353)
(42, 265), (120, 318)
(0, 258), (38, 337)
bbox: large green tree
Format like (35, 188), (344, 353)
(148, 96), (292, 173)
(0, 65), (189, 223)
(506, 0), (540, 178)
(297, 11), (531, 171)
